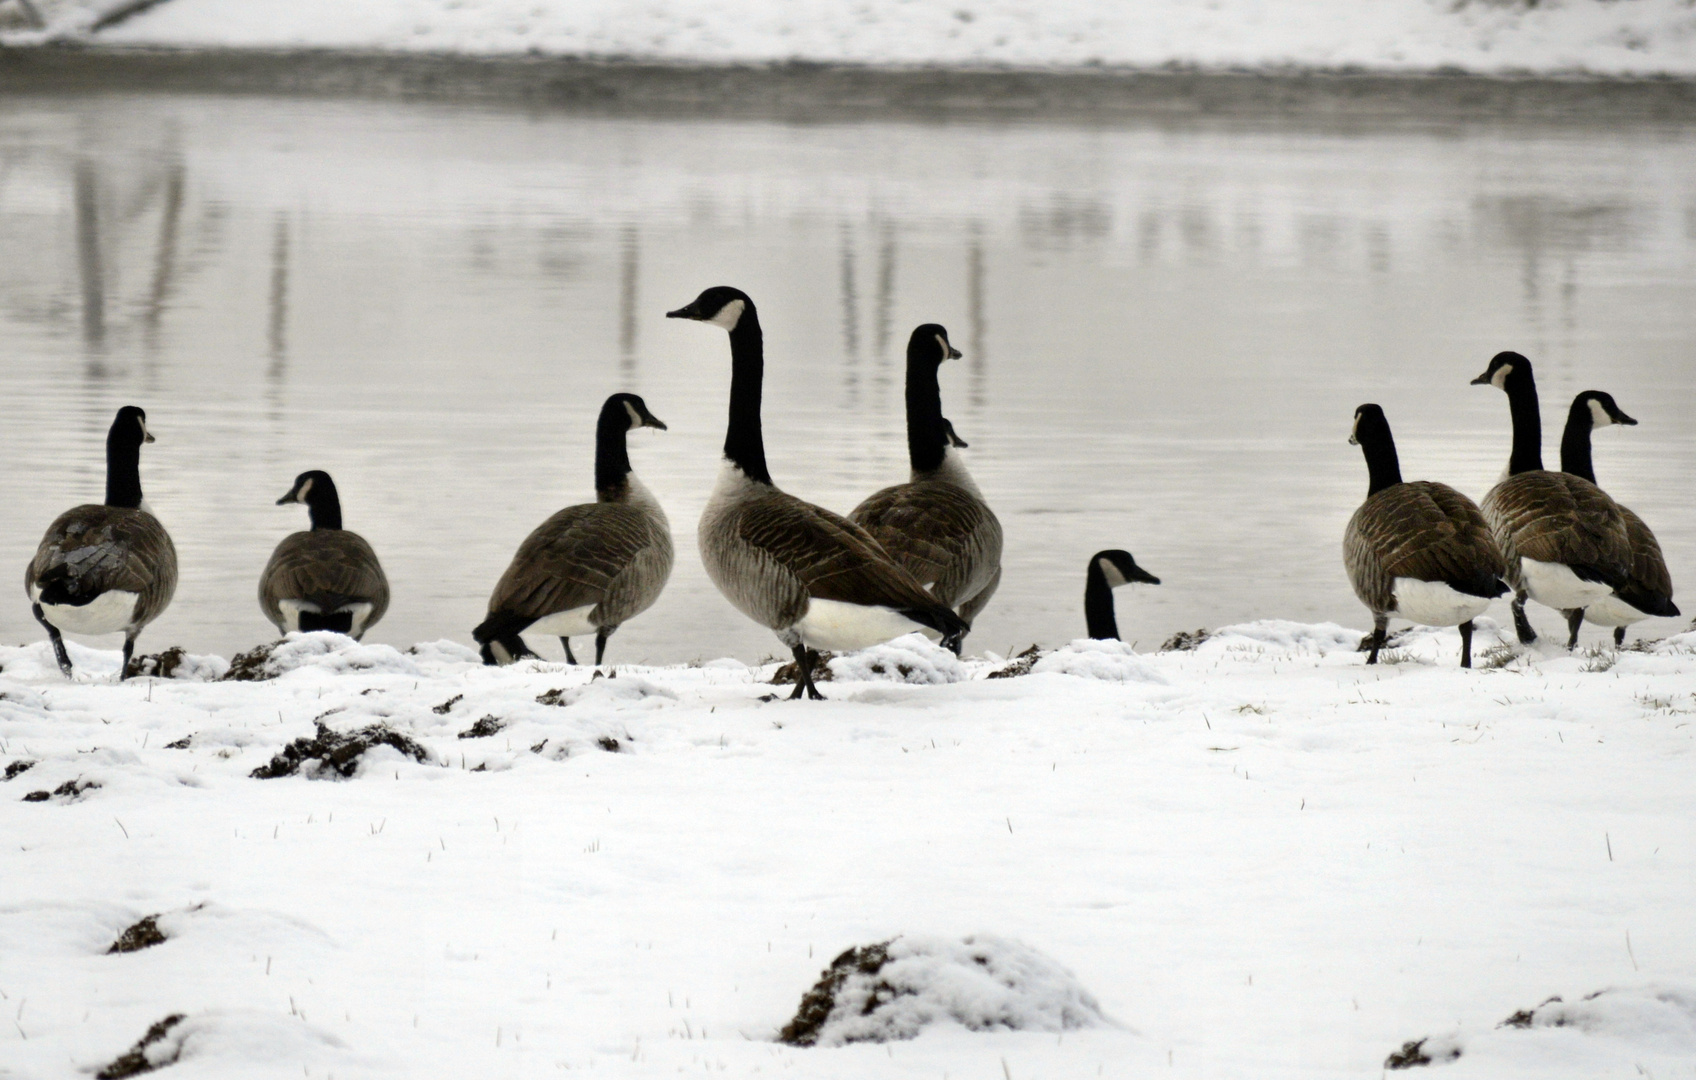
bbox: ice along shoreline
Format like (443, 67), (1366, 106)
(4, 46), (1696, 126)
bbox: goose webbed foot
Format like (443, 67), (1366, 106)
(787, 645), (826, 701)
(1563, 609), (1585, 651)
(33, 604), (73, 678)
(560, 638), (577, 665)
(1459, 619), (1475, 668)
(1511, 595), (1537, 645)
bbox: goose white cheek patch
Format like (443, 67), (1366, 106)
(1589, 398), (1615, 428)
(707, 299), (745, 331)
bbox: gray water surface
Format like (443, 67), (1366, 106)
(3, 94), (1693, 663)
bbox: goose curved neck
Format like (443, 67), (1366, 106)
(723, 312), (773, 486)
(104, 430), (144, 510)
(1357, 427), (1403, 497)
(1084, 562), (1120, 641)
(1503, 369), (1544, 474)
(905, 357), (946, 475)
(304, 480), (343, 531)
(595, 405), (635, 500)
(1559, 400), (1597, 485)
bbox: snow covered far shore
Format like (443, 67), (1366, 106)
(4, 0), (1696, 78)
(3, 623), (1695, 1078)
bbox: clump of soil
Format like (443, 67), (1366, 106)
(1160, 629), (1211, 652)
(770, 653), (836, 686)
(128, 647), (189, 679)
(96, 1014), (186, 1078)
(986, 645), (1042, 679)
(250, 721), (429, 779)
(108, 915), (167, 954)
(597, 736), (621, 752)
(1498, 994), (1566, 1028)
(458, 715), (506, 739)
(1385, 1037), (1461, 1069)
(536, 687), (568, 706)
(22, 778), (99, 802)
(433, 694), (463, 715)
(1357, 629), (1411, 653)
(222, 641), (282, 681)
(4, 759), (36, 780)
(779, 941), (894, 1047)
(163, 735), (193, 749)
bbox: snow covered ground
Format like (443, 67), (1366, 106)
(3, 0), (1695, 77)
(3, 622), (1695, 1078)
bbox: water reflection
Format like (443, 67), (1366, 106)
(1, 96), (1691, 661)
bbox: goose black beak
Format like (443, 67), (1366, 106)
(1469, 372), (1493, 385)
(276, 491), (296, 506)
(665, 305), (698, 320)
(1348, 434), (1359, 445)
(1614, 410), (1639, 426)
(1130, 567), (1161, 586)
(645, 415), (669, 431)
(945, 344), (962, 360)
(140, 420), (155, 443)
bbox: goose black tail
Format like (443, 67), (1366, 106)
(472, 611), (539, 666)
(900, 604), (971, 656)
(1448, 571), (1510, 601)
(1612, 586), (1680, 619)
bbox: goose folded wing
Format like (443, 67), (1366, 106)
(490, 505), (653, 620)
(1498, 474), (1632, 586)
(739, 497), (949, 615)
(268, 533), (388, 616)
(1618, 506), (1679, 616)
(852, 484), (999, 596)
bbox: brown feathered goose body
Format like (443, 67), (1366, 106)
(260, 472), (390, 641)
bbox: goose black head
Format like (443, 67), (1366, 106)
(908, 323), (962, 366)
(1349, 403), (1392, 447)
(1572, 390), (1637, 430)
(606, 392), (668, 432)
(1471, 350), (1532, 390)
(941, 418), (968, 449)
(1093, 549), (1161, 588)
(278, 470), (343, 530)
(111, 405), (154, 446)
(666, 286), (754, 331)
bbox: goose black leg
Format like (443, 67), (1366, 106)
(1564, 609), (1585, 650)
(121, 632), (138, 680)
(1511, 593), (1537, 644)
(1614, 627), (1626, 647)
(595, 628), (611, 667)
(33, 603), (73, 677)
(1365, 615), (1388, 665)
(1459, 619), (1475, 669)
(788, 644), (825, 701)
(560, 638), (577, 665)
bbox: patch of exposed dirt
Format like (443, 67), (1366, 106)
(163, 734), (193, 749)
(4, 759), (36, 780)
(96, 1014), (186, 1078)
(458, 715), (506, 739)
(22, 778), (98, 802)
(778, 941), (894, 1047)
(128, 647), (189, 679)
(597, 736), (621, 752)
(432, 694), (463, 715)
(1357, 628), (1411, 653)
(770, 652), (836, 686)
(1385, 1037), (1460, 1069)
(250, 721), (429, 779)
(108, 915), (167, 954)
(221, 641), (282, 681)
(986, 644), (1042, 679)
(1160, 628), (1211, 652)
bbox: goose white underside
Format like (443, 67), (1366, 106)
(1582, 595), (1652, 629)
(31, 588), (140, 635)
(279, 599), (377, 637)
(1519, 558), (1618, 611)
(1390, 578), (1494, 627)
(793, 599), (938, 652)
(522, 604), (599, 639)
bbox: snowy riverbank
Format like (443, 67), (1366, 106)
(3, 0), (1695, 78)
(3, 622), (1694, 1077)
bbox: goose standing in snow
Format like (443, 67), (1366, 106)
(473, 393), (673, 666)
(261, 471), (390, 640)
(849, 324), (1002, 639)
(1343, 404), (1507, 667)
(666, 286), (968, 700)
(1083, 549), (1160, 640)
(26, 406), (177, 679)
(1471, 352), (1648, 645)
(1557, 390), (1679, 647)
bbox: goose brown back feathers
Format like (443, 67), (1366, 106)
(1345, 481), (1506, 615)
(28, 505), (177, 631)
(485, 501), (673, 632)
(850, 479), (1003, 621)
(259, 529), (390, 637)
(1480, 470), (1635, 594)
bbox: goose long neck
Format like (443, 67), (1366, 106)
(1559, 400), (1597, 485)
(104, 429), (144, 510)
(1504, 370), (1544, 474)
(905, 359), (946, 475)
(1359, 428), (1403, 497)
(724, 314), (773, 485)
(305, 480), (343, 531)
(1084, 562), (1120, 641)
(595, 407), (634, 501)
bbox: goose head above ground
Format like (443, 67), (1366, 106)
(909, 323), (962, 367)
(104, 406), (155, 510)
(596, 392), (668, 499)
(1349, 403), (1404, 496)
(112, 406), (154, 447)
(1470, 350), (1532, 392)
(1085, 549), (1161, 641)
(1471, 350), (1544, 476)
(1093, 549), (1161, 589)
(1570, 390), (1637, 432)
(666, 286), (754, 331)
(278, 470), (343, 531)
(605, 392), (668, 433)
(1560, 390), (1637, 487)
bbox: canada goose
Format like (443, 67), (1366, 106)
(849, 324), (1003, 636)
(666, 286), (969, 700)
(1558, 390), (1679, 647)
(1084, 550), (1160, 640)
(1471, 351), (1646, 646)
(1343, 404), (1508, 667)
(472, 393), (673, 666)
(26, 406), (177, 679)
(261, 471), (390, 640)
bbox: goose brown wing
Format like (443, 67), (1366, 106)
(849, 481), (1004, 609)
(488, 503), (662, 622)
(1482, 471), (1632, 588)
(1618, 505), (1677, 615)
(261, 530), (390, 627)
(1345, 482), (1505, 609)
(28, 505), (177, 628)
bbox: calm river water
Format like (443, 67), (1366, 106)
(2, 93), (1693, 662)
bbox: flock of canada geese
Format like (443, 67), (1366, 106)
(22, 287), (1681, 694)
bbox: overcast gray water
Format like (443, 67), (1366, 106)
(2, 93), (1693, 663)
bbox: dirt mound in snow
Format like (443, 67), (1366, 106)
(128, 646), (228, 681)
(1385, 1035), (1462, 1069)
(250, 721), (429, 779)
(97, 1013), (186, 1078)
(107, 914), (168, 954)
(778, 934), (1106, 1047)
(223, 634), (423, 682)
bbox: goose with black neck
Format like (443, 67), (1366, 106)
(1083, 550), (1160, 641)
(26, 406), (178, 679)
(667, 286), (969, 700)
(850, 323), (1003, 639)
(261, 470), (390, 640)
(473, 393), (673, 666)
